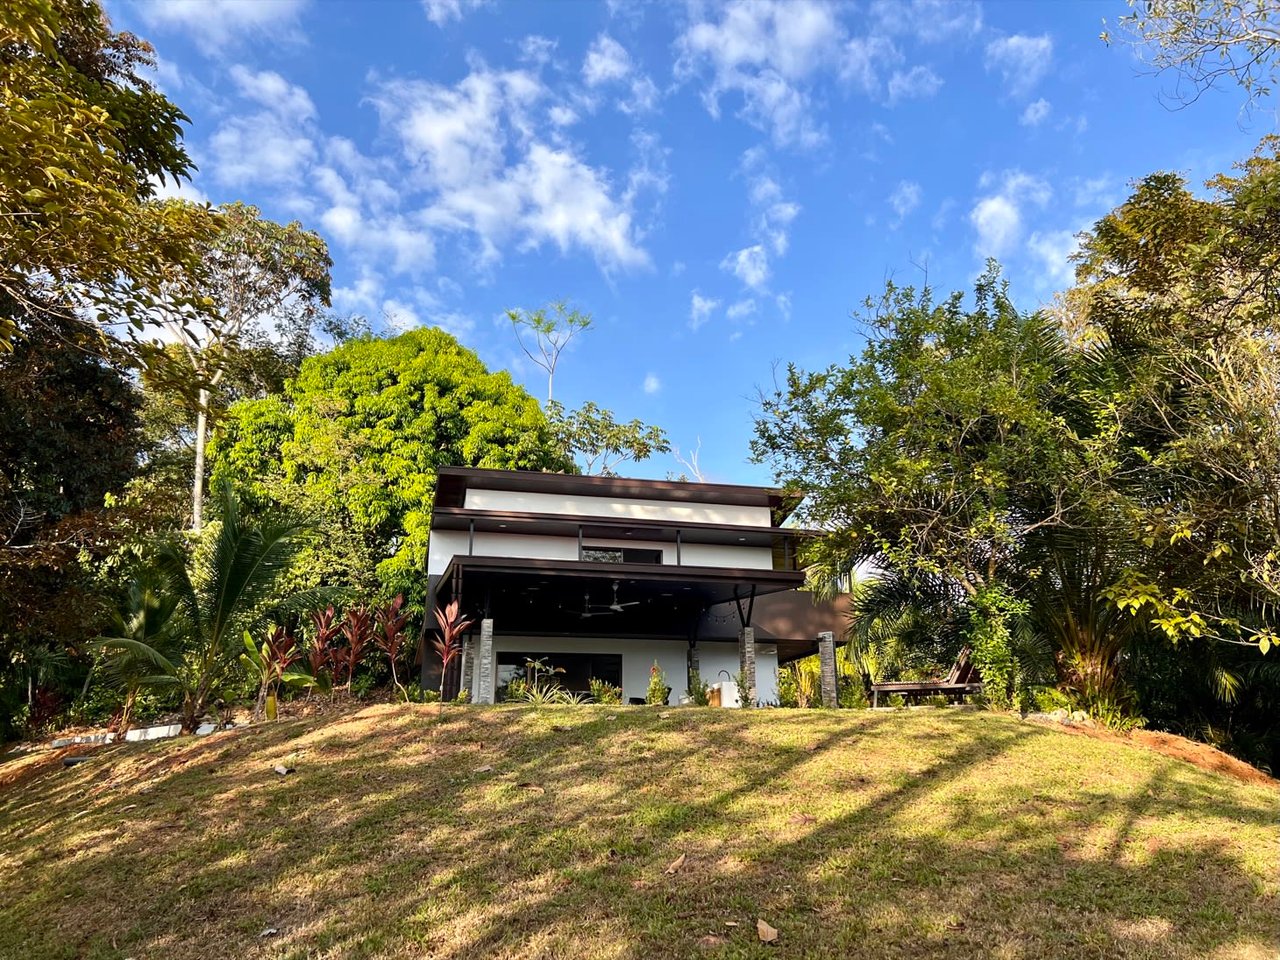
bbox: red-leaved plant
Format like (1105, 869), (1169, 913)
(308, 605), (341, 693)
(375, 594), (411, 700)
(433, 600), (474, 701)
(337, 605), (374, 693)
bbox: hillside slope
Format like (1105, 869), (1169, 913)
(1, 705), (1277, 960)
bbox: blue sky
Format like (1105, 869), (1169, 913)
(111, 0), (1272, 484)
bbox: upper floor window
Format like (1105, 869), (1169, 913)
(581, 546), (663, 565)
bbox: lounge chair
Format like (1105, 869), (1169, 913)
(870, 647), (983, 707)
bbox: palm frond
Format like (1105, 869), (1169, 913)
(89, 637), (180, 677)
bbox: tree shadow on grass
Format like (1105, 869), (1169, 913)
(1, 706), (1277, 960)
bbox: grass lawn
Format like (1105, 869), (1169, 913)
(1, 704), (1277, 959)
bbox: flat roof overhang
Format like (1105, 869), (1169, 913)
(435, 555), (805, 639)
(431, 506), (816, 549)
(433, 467), (804, 524)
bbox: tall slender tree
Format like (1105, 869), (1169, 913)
(165, 202), (331, 530)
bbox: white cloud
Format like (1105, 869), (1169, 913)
(426, 310), (477, 338)
(643, 373), (661, 394)
(840, 36), (902, 95)
(676, 0), (843, 148)
(131, 0), (309, 53)
(727, 298), (757, 319)
(985, 34), (1054, 98)
(422, 0), (489, 26)
(207, 67), (318, 189)
(689, 291), (720, 330)
(1020, 98), (1051, 126)
(1073, 175), (1113, 209)
(229, 65), (316, 121)
(870, 0), (983, 44)
(887, 65), (943, 103)
(889, 180), (922, 221)
(722, 244), (770, 290)
(372, 65), (649, 271)
(381, 297), (422, 331)
(519, 35), (558, 66)
(149, 174), (208, 204)
(583, 34), (632, 86)
(582, 33), (659, 114)
(775, 293), (792, 320)
(969, 170), (1052, 258)
(549, 105), (579, 127)
(1027, 228), (1080, 289)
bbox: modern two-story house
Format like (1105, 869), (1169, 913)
(421, 467), (845, 707)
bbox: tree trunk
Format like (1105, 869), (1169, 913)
(191, 387), (209, 531)
(253, 678), (269, 722)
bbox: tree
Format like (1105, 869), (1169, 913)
(90, 574), (180, 732)
(754, 265), (1081, 603)
(752, 266), (1087, 704)
(548, 400), (672, 476)
(163, 202), (332, 531)
(507, 301), (592, 401)
(211, 329), (573, 604)
(1, 0), (217, 351)
(1107, 0), (1280, 109)
(0, 307), (145, 728)
(96, 486), (322, 733)
(1065, 141), (1280, 654)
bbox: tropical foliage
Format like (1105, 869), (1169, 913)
(212, 328), (573, 604)
(94, 487), (321, 732)
(755, 141), (1280, 769)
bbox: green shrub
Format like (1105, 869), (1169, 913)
(351, 672), (377, 700)
(777, 668), (799, 708)
(646, 661), (668, 705)
(887, 693), (907, 709)
(589, 677), (622, 705)
(687, 673), (710, 707)
(838, 675), (868, 709)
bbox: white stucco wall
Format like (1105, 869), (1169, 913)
(464, 488), (772, 527)
(466, 635), (779, 707)
(427, 530), (773, 576)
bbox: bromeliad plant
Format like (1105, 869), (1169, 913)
(433, 599), (474, 698)
(375, 594), (411, 701)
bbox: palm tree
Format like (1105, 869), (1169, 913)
(90, 574), (181, 733)
(98, 486), (321, 733)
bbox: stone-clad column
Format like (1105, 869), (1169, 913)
(738, 626), (756, 709)
(476, 619), (495, 705)
(818, 631), (838, 708)
(459, 633), (477, 700)
(687, 641), (700, 697)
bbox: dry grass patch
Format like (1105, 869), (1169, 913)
(1, 705), (1277, 959)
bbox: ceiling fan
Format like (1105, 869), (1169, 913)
(580, 582), (641, 618)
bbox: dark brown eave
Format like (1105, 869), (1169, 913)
(440, 554), (804, 591)
(431, 505), (817, 548)
(434, 466), (803, 524)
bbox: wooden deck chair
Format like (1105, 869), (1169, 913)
(869, 647), (984, 707)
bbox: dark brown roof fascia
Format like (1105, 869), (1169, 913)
(434, 466), (802, 520)
(430, 505), (818, 542)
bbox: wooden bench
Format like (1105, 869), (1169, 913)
(870, 647), (983, 707)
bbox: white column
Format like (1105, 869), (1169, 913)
(476, 619), (495, 705)
(739, 626), (756, 709)
(818, 631), (838, 708)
